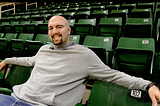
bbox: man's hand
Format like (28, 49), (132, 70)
(148, 85), (160, 106)
(0, 60), (6, 74)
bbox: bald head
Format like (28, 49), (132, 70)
(49, 16), (70, 28)
(48, 16), (71, 47)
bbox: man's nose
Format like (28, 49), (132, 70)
(52, 28), (59, 34)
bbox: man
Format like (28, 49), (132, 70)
(0, 16), (160, 106)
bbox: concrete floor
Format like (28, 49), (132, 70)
(82, 88), (91, 105)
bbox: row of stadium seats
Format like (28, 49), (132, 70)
(0, 17), (159, 50)
(0, 2), (159, 106)
(0, 32), (158, 82)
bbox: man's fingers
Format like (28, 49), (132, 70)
(151, 96), (157, 106)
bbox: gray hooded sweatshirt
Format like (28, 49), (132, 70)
(5, 42), (150, 106)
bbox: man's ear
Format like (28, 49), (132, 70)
(68, 26), (71, 35)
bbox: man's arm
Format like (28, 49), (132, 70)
(87, 49), (160, 106)
(5, 56), (36, 67)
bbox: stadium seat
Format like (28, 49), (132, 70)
(152, 52), (160, 83)
(129, 8), (152, 18)
(0, 65), (32, 95)
(0, 60), (4, 79)
(154, 8), (160, 26)
(26, 34), (50, 56)
(69, 35), (80, 44)
(61, 11), (76, 19)
(113, 37), (155, 80)
(83, 36), (113, 67)
(120, 3), (136, 13)
(25, 20), (43, 33)
(123, 18), (153, 38)
(105, 4), (120, 12)
(66, 7), (79, 12)
(108, 9), (128, 25)
(0, 21), (10, 33)
(3, 21), (19, 33)
(74, 11), (90, 22)
(11, 33), (34, 57)
(75, 80), (151, 106)
(67, 19), (75, 34)
(90, 5), (105, 12)
(38, 23), (48, 34)
(0, 33), (18, 59)
(137, 2), (154, 13)
(90, 10), (108, 25)
(14, 21), (31, 33)
(73, 18), (96, 44)
(96, 17), (122, 48)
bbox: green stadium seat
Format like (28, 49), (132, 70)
(137, 2), (154, 13)
(26, 34), (49, 56)
(73, 18), (96, 44)
(90, 10), (108, 25)
(108, 9), (128, 25)
(105, 4), (120, 12)
(90, 5), (105, 12)
(0, 33), (18, 59)
(78, 7), (91, 11)
(11, 33), (34, 57)
(124, 18), (153, 38)
(154, 8), (160, 26)
(3, 21), (19, 33)
(61, 12), (76, 19)
(27, 15), (45, 21)
(0, 60), (4, 79)
(14, 21), (31, 33)
(55, 8), (68, 13)
(83, 36), (113, 67)
(74, 11), (90, 22)
(130, 8), (152, 18)
(66, 7), (79, 12)
(152, 53), (160, 84)
(69, 35), (80, 44)
(120, 3), (136, 13)
(113, 37), (155, 80)
(76, 80), (151, 106)
(67, 19), (75, 34)
(25, 20), (43, 33)
(0, 21), (10, 33)
(96, 17), (122, 48)
(0, 65), (32, 95)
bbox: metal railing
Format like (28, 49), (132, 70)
(26, 2), (37, 10)
(0, 2), (15, 19)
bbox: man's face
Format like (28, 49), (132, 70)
(48, 16), (71, 47)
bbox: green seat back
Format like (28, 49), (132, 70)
(74, 18), (96, 44)
(69, 35), (80, 44)
(26, 34), (49, 56)
(0, 65), (32, 95)
(86, 80), (151, 106)
(83, 36), (113, 65)
(113, 37), (155, 79)
(97, 18), (122, 39)
(130, 8), (152, 18)
(11, 33), (34, 57)
(124, 18), (152, 38)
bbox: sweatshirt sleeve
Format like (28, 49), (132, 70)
(87, 50), (150, 91)
(5, 56), (36, 67)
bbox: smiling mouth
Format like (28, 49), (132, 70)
(52, 34), (62, 39)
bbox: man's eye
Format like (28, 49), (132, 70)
(49, 28), (53, 30)
(57, 26), (63, 29)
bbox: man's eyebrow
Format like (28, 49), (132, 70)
(56, 25), (64, 27)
